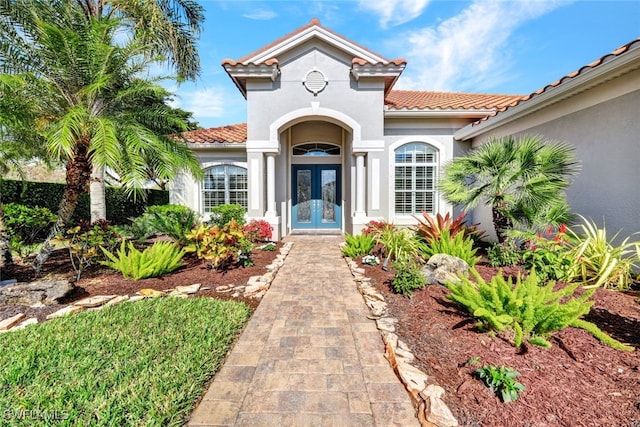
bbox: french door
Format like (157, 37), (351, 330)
(292, 165), (341, 229)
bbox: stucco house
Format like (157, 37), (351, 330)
(171, 19), (640, 240)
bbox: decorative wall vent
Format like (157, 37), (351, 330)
(303, 68), (327, 95)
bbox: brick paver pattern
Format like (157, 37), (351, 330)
(188, 236), (420, 426)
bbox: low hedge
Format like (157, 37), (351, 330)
(0, 180), (168, 225)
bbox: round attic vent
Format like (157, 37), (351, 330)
(303, 69), (327, 95)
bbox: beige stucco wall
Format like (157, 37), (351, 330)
(468, 69), (640, 239)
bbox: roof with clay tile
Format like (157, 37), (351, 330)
(385, 90), (523, 110)
(180, 123), (247, 144)
(231, 18), (392, 66)
(471, 37), (640, 126)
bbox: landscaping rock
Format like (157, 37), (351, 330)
(13, 318), (38, 330)
(0, 276), (74, 306)
(105, 295), (129, 306)
(127, 295), (146, 303)
(175, 283), (201, 294)
(421, 384), (459, 427)
(46, 305), (85, 320)
(73, 295), (117, 308)
(0, 313), (25, 331)
(421, 254), (469, 285)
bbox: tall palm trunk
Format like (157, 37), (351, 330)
(33, 140), (92, 272)
(492, 203), (513, 244)
(90, 165), (106, 222)
(0, 202), (13, 269)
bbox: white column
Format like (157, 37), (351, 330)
(354, 152), (366, 217)
(265, 153), (277, 217)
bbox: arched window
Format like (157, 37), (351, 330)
(202, 165), (248, 214)
(394, 142), (438, 215)
(292, 143), (341, 156)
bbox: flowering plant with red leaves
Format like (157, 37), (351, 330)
(362, 220), (396, 236)
(243, 219), (273, 243)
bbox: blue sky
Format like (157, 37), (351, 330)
(167, 0), (640, 129)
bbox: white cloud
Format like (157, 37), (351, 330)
(170, 87), (226, 119)
(396, 0), (567, 92)
(242, 9), (277, 21)
(358, 0), (431, 28)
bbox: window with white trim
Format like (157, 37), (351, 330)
(202, 165), (248, 214)
(394, 142), (438, 215)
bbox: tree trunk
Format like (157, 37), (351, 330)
(33, 142), (92, 272)
(492, 203), (513, 244)
(90, 165), (106, 223)
(0, 203), (13, 269)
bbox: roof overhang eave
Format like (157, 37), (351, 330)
(245, 26), (388, 65)
(187, 142), (248, 149)
(385, 108), (497, 119)
(223, 62), (281, 99)
(455, 44), (640, 141)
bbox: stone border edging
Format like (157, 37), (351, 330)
(344, 256), (459, 427)
(0, 242), (294, 333)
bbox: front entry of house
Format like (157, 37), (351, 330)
(292, 165), (341, 230)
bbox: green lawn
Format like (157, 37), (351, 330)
(0, 297), (252, 426)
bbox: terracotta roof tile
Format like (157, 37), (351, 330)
(180, 123), (247, 144)
(473, 37), (640, 125)
(385, 90), (523, 110)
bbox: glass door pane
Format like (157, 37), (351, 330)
(296, 169), (312, 223)
(321, 169), (336, 223)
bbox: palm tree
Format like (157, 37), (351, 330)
(439, 135), (580, 243)
(0, 74), (52, 267)
(69, 0), (204, 221)
(75, 0), (204, 81)
(0, 2), (204, 271)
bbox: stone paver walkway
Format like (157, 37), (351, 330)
(188, 236), (419, 426)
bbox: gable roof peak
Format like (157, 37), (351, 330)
(234, 18), (390, 66)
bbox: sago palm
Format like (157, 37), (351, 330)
(439, 135), (580, 243)
(0, 2), (204, 270)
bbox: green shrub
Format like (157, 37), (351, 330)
(129, 204), (200, 245)
(0, 180), (168, 224)
(52, 220), (121, 280)
(567, 216), (639, 290)
(259, 242), (276, 251)
(391, 259), (427, 297)
(208, 204), (246, 228)
(342, 233), (376, 258)
(487, 239), (523, 267)
(3, 203), (56, 244)
(476, 365), (525, 403)
(100, 241), (185, 280)
(377, 227), (426, 263)
(184, 220), (251, 270)
(424, 230), (480, 267)
(519, 224), (573, 282)
(0, 179), (168, 225)
(446, 269), (632, 350)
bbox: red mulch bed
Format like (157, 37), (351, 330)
(0, 243), (282, 322)
(362, 258), (640, 427)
